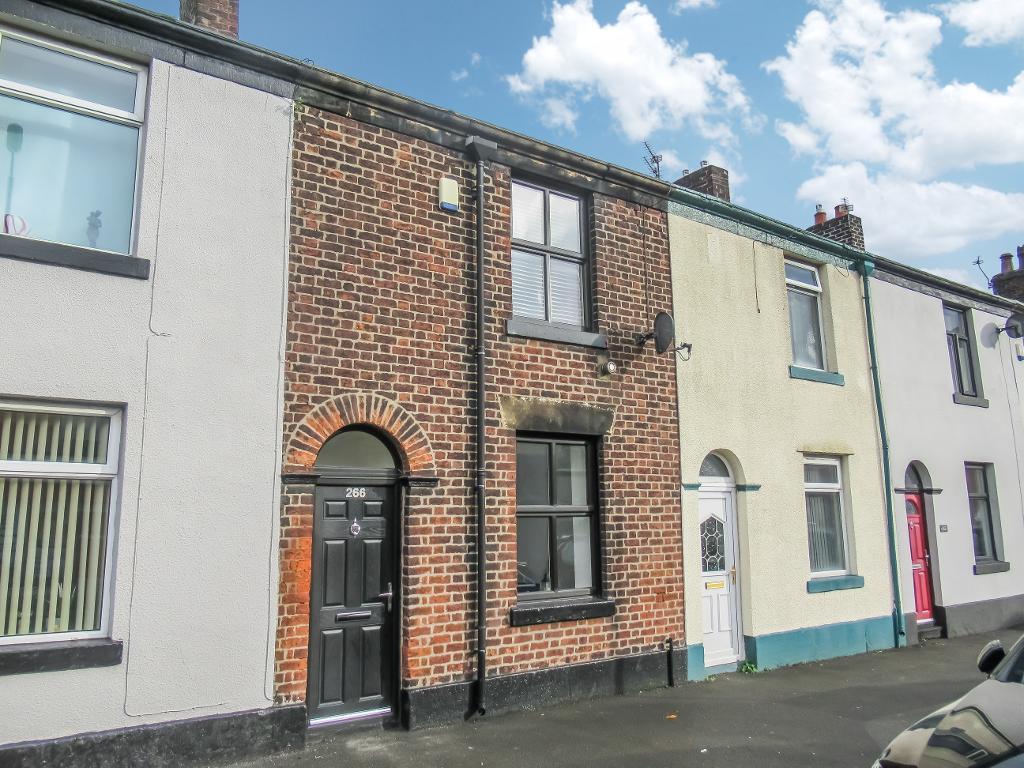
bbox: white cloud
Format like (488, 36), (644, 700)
(796, 162), (1024, 257)
(767, 0), (1024, 258)
(541, 97), (579, 132)
(776, 120), (819, 156)
(940, 0), (1024, 46)
(671, 0), (716, 12)
(451, 68), (468, 82)
(764, 0), (1024, 180)
(470, 51), (482, 65)
(507, 0), (752, 143)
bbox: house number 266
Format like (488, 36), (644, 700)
(346, 487), (367, 498)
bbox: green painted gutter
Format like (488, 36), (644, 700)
(857, 260), (906, 649)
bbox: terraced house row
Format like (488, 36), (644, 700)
(0, 1), (1022, 764)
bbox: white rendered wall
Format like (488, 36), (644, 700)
(669, 215), (892, 645)
(0, 59), (291, 744)
(871, 277), (1024, 615)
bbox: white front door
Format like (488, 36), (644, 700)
(699, 488), (742, 667)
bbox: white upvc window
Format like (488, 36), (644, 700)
(803, 456), (850, 577)
(785, 260), (827, 371)
(0, 26), (147, 255)
(0, 401), (122, 645)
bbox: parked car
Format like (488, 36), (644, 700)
(874, 634), (1024, 767)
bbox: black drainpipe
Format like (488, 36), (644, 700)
(465, 135), (497, 717)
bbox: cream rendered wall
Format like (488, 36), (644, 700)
(0, 59), (291, 744)
(668, 215), (891, 646)
(871, 278), (1024, 616)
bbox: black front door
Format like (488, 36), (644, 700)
(308, 481), (398, 722)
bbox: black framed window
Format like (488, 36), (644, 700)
(510, 180), (589, 330)
(515, 437), (597, 599)
(966, 463), (998, 562)
(944, 306), (980, 398)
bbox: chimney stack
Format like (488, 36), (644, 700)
(992, 245), (1024, 301)
(674, 162), (730, 202)
(806, 199), (865, 250)
(180, 0), (238, 37)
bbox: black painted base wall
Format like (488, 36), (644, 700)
(402, 647), (686, 730)
(936, 593), (1024, 638)
(0, 704), (306, 768)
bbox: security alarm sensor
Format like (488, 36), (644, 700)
(439, 177), (459, 212)
(601, 360), (618, 375)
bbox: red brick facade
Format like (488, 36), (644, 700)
(275, 103), (683, 704)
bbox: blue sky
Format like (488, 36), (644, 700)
(136, 0), (1024, 288)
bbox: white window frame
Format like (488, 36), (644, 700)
(803, 455), (850, 578)
(785, 259), (828, 372)
(0, 26), (148, 254)
(0, 400), (122, 646)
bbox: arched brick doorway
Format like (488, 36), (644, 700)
(275, 393), (435, 726)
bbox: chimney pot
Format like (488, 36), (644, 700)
(834, 204), (846, 219)
(700, 160), (709, 168)
(1000, 252), (1014, 274)
(814, 204), (827, 226)
(1018, 245), (1024, 271)
(180, 0), (239, 37)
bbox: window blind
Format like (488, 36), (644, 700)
(0, 408), (113, 639)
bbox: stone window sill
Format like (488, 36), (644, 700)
(506, 317), (608, 349)
(0, 233), (150, 280)
(789, 365), (845, 386)
(806, 574), (864, 593)
(509, 597), (616, 626)
(974, 560), (1010, 575)
(0, 638), (123, 676)
(953, 393), (989, 409)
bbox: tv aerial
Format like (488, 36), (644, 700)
(636, 311), (692, 360)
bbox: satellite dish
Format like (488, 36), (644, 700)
(1005, 313), (1024, 339)
(637, 311), (676, 354)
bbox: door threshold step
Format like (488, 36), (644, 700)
(918, 624), (944, 642)
(309, 707), (392, 730)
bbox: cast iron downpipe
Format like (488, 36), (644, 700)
(465, 136), (498, 717)
(858, 260), (907, 648)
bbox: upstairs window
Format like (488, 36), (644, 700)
(510, 180), (588, 329)
(0, 28), (146, 255)
(944, 306), (982, 400)
(0, 402), (121, 643)
(785, 260), (826, 371)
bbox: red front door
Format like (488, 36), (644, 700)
(906, 494), (935, 622)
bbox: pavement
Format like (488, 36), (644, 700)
(232, 627), (1022, 768)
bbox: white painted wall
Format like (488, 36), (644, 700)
(668, 214), (892, 646)
(0, 59), (291, 744)
(871, 277), (1024, 615)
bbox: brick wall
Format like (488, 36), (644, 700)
(807, 212), (865, 250)
(276, 103), (683, 701)
(675, 164), (730, 202)
(179, 0), (238, 37)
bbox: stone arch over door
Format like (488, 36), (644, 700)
(274, 393), (436, 706)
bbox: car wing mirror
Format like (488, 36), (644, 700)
(977, 639), (1006, 675)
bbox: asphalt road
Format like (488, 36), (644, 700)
(234, 628), (1022, 768)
